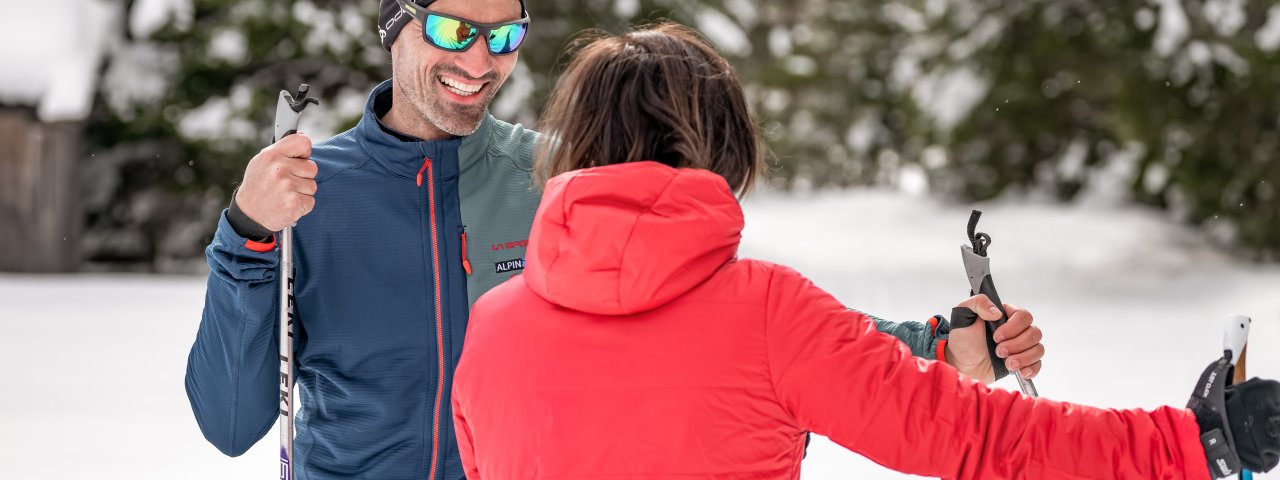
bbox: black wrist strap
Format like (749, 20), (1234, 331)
(1200, 428), (1242, 478)
(949, 306), (980, 329)
(227, 189), (275, 242)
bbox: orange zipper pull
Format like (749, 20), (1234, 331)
(460, 231), (473, 275)
(416, 158), (430, 186)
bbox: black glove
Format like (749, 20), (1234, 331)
(1227, 378), (1280, 471)
(1188, 356), (1280, 478)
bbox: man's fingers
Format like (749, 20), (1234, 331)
(271, 132), (312, 159)
(992, 305), (1032, 342)
(995, 324), (1042, 358)
(292, 159), (319, 180)
(267, 157), (317, 184)
(288, 176), (318, 196)
(282, 192), (315, 220)
(1017, 361), (1042, 379)
(274, 157), (317, 180)
(957, 294), (1003, 321)
(298, 194), (315, 217)
(1003, 344), (1045, 375)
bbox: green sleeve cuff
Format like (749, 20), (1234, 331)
(855, 308), (950, 360)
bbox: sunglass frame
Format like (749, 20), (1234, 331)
(397, 0), (530, 56)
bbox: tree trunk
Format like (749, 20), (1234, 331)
(0, 108), (82, 272)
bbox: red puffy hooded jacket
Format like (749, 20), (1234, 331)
(452, 161), (1211, 479)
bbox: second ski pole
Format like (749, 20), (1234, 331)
(958, 210), (1039, 397)
(1223, 314), (1253, 480)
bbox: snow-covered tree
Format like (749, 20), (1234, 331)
(85, 0), (1280, 270)
(85, 0), (387, 270)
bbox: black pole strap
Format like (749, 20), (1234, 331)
(968, 210), (991, 257)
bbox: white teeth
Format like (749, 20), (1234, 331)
(440, 77), (482, 96)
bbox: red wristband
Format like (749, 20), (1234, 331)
(244, 235), (277, 253)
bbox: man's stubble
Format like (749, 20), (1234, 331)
(406, 63), (504, 137)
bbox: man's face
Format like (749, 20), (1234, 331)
(390, 0), (522, 136)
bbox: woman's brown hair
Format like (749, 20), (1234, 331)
(535, 22), (764, 197)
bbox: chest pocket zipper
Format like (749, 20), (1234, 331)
(460, 227), (473, 276)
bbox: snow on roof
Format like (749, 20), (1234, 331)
(0, 0), (118, 122)
(130, 0), (193, 39)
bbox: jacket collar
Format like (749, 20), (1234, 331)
(356, 79), (484, 180)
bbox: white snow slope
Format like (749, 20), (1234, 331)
(1, 190), (1277, 479)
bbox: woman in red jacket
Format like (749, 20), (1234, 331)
(451, 23), (1280, 479)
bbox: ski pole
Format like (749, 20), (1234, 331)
(273, 84), (318, 480)
(959, 210), (1039, 397)
(1223, 314), (1252, 480)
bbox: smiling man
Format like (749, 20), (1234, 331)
(184, 2), (1046, 479)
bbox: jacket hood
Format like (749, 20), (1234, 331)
(523, 161), (743, 315)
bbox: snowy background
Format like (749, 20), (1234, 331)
(3, 0), (1280, 478)
(3, 189), (1278, 479)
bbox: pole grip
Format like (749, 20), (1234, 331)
(974, 274), (1039, 396)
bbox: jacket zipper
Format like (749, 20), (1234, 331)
(416, 158), (445, 480)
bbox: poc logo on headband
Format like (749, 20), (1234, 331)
(386, 9), (407, 30)
(381, 7), (409, 45)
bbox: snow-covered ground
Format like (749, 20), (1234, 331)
(743, 190), (1280, 479)
(1, 190), (1277, 479)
